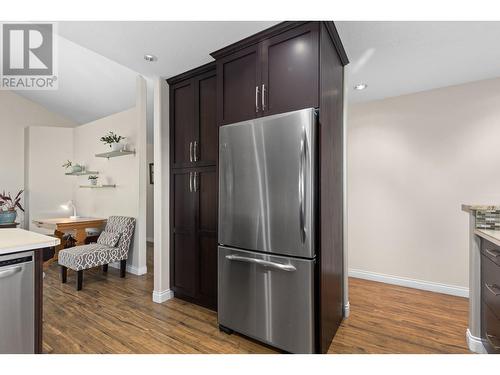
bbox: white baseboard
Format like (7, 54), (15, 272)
(344, 301), (350, 318)
(109, 262), (148, 276)
(152, 289), (174, 304)
(466, 329), (486, 353)
(348, 268), (469, 298)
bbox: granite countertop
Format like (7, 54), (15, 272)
(462, 204), (500, 213)
(474, 229), (500, 247)
(0, 228), (60, 255)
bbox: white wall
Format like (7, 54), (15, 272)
(0, 90), (76, 228)
(26, 127), (74, 233)
(348, 77), (500, 295)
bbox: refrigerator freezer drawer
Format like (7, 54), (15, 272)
(218, 246), (315, 353)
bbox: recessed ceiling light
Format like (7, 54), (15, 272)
(354, 83), (368, 91)
(144, 54), (157, 62)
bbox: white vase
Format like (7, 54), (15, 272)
(111, 143), (123, 152)
(90, 179), (97, 186)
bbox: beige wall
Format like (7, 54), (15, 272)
(0, 91), (76, 228)
(348, 77), (500, 293)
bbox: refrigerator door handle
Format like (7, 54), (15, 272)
(189, 172), (193, 193)
(299, 131), (307, 244)
(225, 254), (297, 272)
(189, 141), (193, 163)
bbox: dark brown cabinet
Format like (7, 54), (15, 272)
(213, 22), (321, 126)
(168, 63), (218, 310)
(170, 63), (218, 168)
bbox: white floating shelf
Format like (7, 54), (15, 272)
(79, 184), (116, 189)
(65, 171), (99, 176)
(95, 150), (135, 159)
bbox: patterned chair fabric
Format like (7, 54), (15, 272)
(58, 216), (135, 271)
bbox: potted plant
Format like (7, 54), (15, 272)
(88, 175), (99, 186)
(100, 131), (126, 152)
(62, 160), (83, 173)
(0, 190), (24, 224)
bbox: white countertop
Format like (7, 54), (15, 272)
(0, 229), (60, 255)
(474, 229), (500, 247)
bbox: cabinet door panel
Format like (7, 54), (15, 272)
(217, 45), (261, 125)
(262, 23), (319, 116)
(198, 168), (217, 232)
(198, 235), (218, 308)
(196, 167), (217, 308)
(197, 73), (217, 165)
(171, 80), (195, 168)
(173, 233), (197, 296)
(172, 171), (195, 231)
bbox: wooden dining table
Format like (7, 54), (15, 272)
(33, 217), (107, 264)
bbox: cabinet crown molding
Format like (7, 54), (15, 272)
(210, 21), (349, 66)
(166, 61), (216, 86)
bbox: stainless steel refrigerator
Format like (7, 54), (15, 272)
(218, 108), (317, 353)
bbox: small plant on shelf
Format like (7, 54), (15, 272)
(0, 190), (24, 224)
(100, 131), (126, 152)
(62, 160), (72, 169)
(62, 160), (83, 173)
(88, 175), (99, 186)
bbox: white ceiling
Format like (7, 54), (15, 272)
(16, 21), (500, 132)
(16, 21), (279, 143)
(57, 21), (279, 80)
(336, 21), (500, 103)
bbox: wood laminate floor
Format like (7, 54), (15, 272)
(43, 244), (469, 354)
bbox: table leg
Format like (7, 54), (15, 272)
(75, 228), (87, 246)
(53, 229), (66, 261)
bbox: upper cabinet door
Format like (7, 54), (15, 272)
(170, 79), (195, 168)
(195, 71), (217, 166)
(261, 23), (319, 116)
(217, 44), (261, 126)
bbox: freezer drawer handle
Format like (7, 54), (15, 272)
(485, 283), (500, 296)
(486, 249), (500, 258)
(225, 254), (296, 272)
(0, 266), (22, 279)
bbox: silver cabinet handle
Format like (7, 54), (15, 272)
(487, 334), (500, 350)
(189, 172), (193, 192)
(485, 283), (500, 296)
(225, 254), (296, 272)
(189, 141), (193, 163)
(261, 84), (266, 111)
(486, 249), (500, 258)
(299, 130), (307, 244)
(255, 86), (260, 113)
(194, 172), (198, 192)
(0, 266), (22, 279)
(193, 141), (198, 162)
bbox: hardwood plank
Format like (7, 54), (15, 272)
(43, 244), (468, 354)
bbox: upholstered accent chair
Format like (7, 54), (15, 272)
(58, 216), (136, 290)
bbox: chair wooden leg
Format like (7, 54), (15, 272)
(120, 260), (126, 278)
(76, 270), (83, 291)
(61, 266), (67, 283)
(102, 264), (108, 273)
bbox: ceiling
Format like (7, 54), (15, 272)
(16, 21), (279, 131)
(336, 21), (500, 103)
(15, 21), (500, 132)
(57, 21), (279, 80)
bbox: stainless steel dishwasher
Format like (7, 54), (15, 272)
(0, 251), (35, 354)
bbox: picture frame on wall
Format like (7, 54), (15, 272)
(149, 163), (154, 184)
